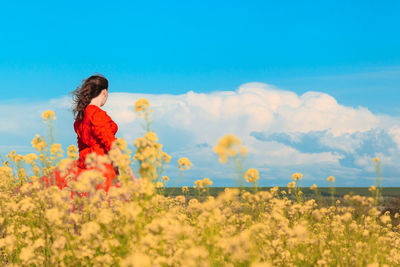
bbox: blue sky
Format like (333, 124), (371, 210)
(1, 1), (399, 186)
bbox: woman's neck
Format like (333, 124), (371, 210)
(89, 99), (102, 107)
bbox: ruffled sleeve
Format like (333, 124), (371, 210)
(89, 108), (117, 151)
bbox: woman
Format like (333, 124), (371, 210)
(42, 74), (137, 197)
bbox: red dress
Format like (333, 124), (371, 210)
(42, 104), (119, 197)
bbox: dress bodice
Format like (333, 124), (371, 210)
(73, 104), (118, 169)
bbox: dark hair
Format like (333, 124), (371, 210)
(71, 74), (108, 121)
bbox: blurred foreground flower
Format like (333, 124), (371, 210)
(292, 172), (303, 181)
(244, 168), (259, 183)
(31, 134), (47, 152)
(194, 178), (213, 189)
(310, 184), (317, 190)
(42, 110), (56, 120)
(178, 157), (191, 171)
(213, 134), (246, 163)
(134, 98), (150, 112)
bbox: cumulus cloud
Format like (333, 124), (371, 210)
(1, 82), (399, 186)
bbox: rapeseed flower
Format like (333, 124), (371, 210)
(134, 98), (150, 112)
(292, 172), (303, 181)
(202, 178), (213, 186)
(369, 185), (376, 192)
(213, 134), (246, 163)
(145, 132), (158, 142)
(31, 134), (47, 152)
(178, 157), (191, 171)
(114, 138), (128, 151)
(50, 143), (63, 155)
(182, 186), (189, 193)
(287, 181), (295, 189)
(42, 110), (56, 120)
(310, 184), (317, 190)
(194, 179), (204, 188)
(2, 102), (400, 267)
(67, 145), (78, 159)
(244, 168), (259, 183)
(24, 153), (37, 165)
(327, 176), (335, 182)
(155, 181), (164, 188)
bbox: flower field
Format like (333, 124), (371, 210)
(0, 99), (399, 266)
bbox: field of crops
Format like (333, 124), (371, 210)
(0, 99), (399, 266)
(163, 186), (400, 198)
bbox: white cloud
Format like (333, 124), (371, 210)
(1, 82), (399, 186)
(388, 126), (400, 149)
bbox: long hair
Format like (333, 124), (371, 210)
(71, 74), (108, 121)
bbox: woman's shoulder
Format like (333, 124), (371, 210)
(85, 105), (112, 123)
(85, 105), (106, 116)
(85, 104), (102, 112)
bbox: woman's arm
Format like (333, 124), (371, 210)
(90, 109), (139, 182)
(90, 109), (117, 152)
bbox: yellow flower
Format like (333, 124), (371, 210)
(24, 153), (37, 165)
(373, 157), (379, 163)
(291, 172), (303, 181)
(290, 223), (308, 240)
(57, 158), (74, 176)
(182, 186), (189, 193)
(380, 214), (391, 224)
(42, 110), (56, 120)
(194, 179), (204, 188)
(145, 132), (158, 142)
(270, 186), (278, 194)
(50, 143), (63, 155)
(162, 176), (169, 182)
(19, 246), (35, 263)
(81, 222), (101, 241)
(162, 152), (171, 163)
(193, 177), (213, 189)
(31, 134), (47, 152)
(134, 98), (150, 112)
(155, 181), (164, 188)
(244, 168), (259, 183)
(114, 138), (127, 151)
(287, 181), (295, 189)
(213, 134), (245, 163)
(45, 207), (63, 225)
(0, 166), (13, 177)
(33, 165), (40, 175)
(202, 177), (213, 186)
(178, 157), (191, 171)
(310, 184), (317, 190)
(7, 151), (25, 164)
(327, 176), (335, 182)
(368, 185), (376, 192)
(120, 252), (151, 267)
(97, 209), (114, 225)
(67, 145), (78, 159)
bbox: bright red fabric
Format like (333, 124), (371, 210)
(74, 104), (118, 170)
(41, 104), (120, 198)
